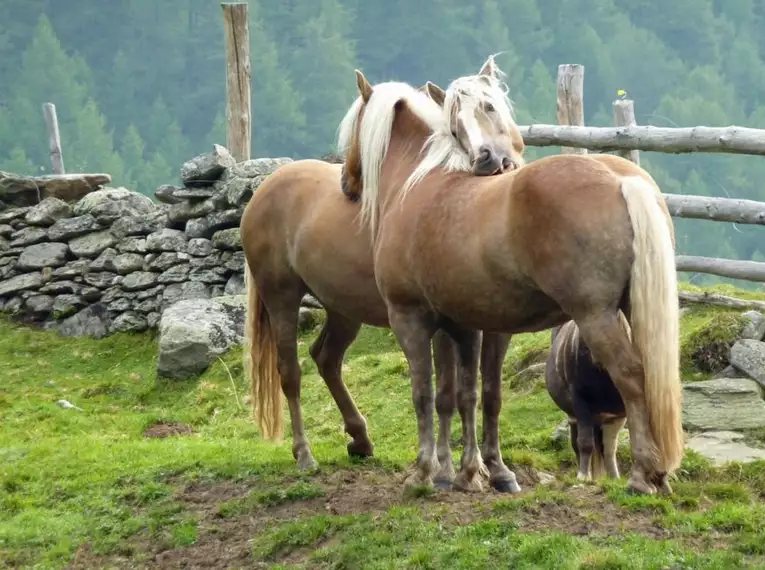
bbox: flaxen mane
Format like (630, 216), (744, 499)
(403, 63), (518, 193)
(335, 81), (447, 236)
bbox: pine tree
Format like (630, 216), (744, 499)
(120, 124), (146, 190)
(67, 98), (126, 184)
(0, 147), (35, 176)
(283, 0), (358, 155)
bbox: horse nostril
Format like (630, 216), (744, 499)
(502, 157), (514, 171)
(477, 146), (492, 163)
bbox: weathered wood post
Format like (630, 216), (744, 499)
(221, 2), (251, 162)
(556, 64), (586, 154)
(612, 98), (640, 165)
(42, 102), (65, 174)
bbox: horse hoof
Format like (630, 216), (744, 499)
(296, 456), (319, 472)
(453, 473), (483, 493)
(627, 474), (656, 495)
(347, 440), (374, 458)
(492, 478), (522, 494)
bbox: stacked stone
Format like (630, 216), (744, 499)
(0, 187), (167, 335)
(155, 144), (291, 248)
(0, 144), (293, 337)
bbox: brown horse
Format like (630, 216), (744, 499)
(240, 56), (525, 492)
(340, 70), (684, 496)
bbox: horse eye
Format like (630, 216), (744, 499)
(484, 102), (495, 113)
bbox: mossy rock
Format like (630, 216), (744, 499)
(680, 309), (746, 376)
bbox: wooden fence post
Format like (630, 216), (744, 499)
(221, 2), (251, 162)
(612, 98), (640, 166)
(42, 103), (65, 174)
(556, 64), (586, 154)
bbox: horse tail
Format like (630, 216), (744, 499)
(589, 424), (606, 480)
(620, 176), (684, 475)
(243, 260), (283, 441)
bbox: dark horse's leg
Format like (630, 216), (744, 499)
(309, 310), (373, 458)
(480, 333), (521, 493)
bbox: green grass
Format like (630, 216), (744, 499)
(1, 282), (765, 568)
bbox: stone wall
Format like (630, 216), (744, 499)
(0, 144), (292, 338)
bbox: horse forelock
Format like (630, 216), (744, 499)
(402, 71), (518, 196)
(352, 81), (445, 237)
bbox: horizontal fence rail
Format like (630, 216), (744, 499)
(517, 124), (765, 156)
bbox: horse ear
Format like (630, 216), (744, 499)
(355, 69), (373, 103)
(426, 81), (446, 108)
(479, 54), (497, 77)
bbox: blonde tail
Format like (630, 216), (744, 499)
(243, 261), (284, 441)
(620, 176), (684, 474)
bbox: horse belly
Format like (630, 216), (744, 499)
(422, 269), (567, 333)
(293, 223), (390, 327)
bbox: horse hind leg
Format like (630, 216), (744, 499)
(573, 311), (661, 495)
(432, 329), (458, 490)
(309, 310), (373, 459)
(450, 325), (484, 493)
(268, 288), (318, 471)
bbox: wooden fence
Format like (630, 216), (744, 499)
(518, 63), (765, 285)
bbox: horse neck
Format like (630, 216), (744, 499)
(378, 105), (435, 208)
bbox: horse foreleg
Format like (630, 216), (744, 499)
(480, 332), (521, 493)
(432, 329), (458, 490)
(388, 307), (440, 489)
(309, 311), (373, 459)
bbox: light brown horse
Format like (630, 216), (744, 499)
(543, 163), (677, 483)
(340, 70), (684, 496)
(240, 56), (525, 492)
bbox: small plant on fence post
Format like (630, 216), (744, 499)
(42, 102), (65, 174)
(612, 95), (640, 166)
(556, 64), (586, 155)
(221, 2), (251, 163)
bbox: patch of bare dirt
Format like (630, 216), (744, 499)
(143, 421), (194, 439)
(65, 466), (728, 570)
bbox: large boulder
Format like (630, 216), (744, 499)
(682, 377), (765, 431)
(156, 296), (246, 380)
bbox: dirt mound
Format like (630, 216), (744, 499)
(142, 421), (194, 439)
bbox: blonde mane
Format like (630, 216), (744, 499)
(336, 81), (447, 236)
(403, 65), (518, 194)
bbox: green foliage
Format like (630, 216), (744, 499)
(3, 295), (765, 567)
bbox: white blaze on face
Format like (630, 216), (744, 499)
(456, 102), (486, 163)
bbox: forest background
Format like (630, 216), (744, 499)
(2, 0), (764, 281)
